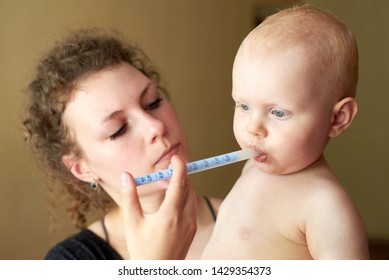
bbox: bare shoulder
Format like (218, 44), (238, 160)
(195, 194), (223, 222)
(303, 180), (369, 259)
(305, 179), (358, 213)
(205, 196), (223, 214)
(301, 178), (361, 226)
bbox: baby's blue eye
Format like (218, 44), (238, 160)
(270, 108), (290, 119)
(236, 103), (251, 111)
(242, 104), (251, 110)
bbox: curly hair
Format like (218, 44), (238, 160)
(23, 28), (165, 229)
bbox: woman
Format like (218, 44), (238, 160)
(23, 28), (221, 259)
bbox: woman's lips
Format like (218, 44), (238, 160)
(155, 144), (179, 165)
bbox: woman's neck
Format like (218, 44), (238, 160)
(103, 186), (167, 259)
(136, 186), (167, 214)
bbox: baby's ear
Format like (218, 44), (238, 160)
(62, 154), (93, 183)
(329, 97), (358, 138)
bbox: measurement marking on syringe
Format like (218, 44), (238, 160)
(134, 148), (258, 186)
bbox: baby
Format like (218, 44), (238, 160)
(202, 5), (369, 259)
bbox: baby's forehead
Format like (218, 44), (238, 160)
(239, 36), (314, 67)
(245, 22), (323, 52)
(240, 23), (339, 75)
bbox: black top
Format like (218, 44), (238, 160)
(45, 197), (216, 260)
(45, 228), (122, 260)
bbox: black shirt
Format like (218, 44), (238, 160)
(45, 228), (122, 260)
(45, 197), (216, 260)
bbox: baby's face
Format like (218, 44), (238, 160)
(232, 46), (334, 174)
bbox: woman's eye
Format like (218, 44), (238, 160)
(270, 108), (290, 119)
(145, 98), (163, 110)
(109, 123), (127, 140)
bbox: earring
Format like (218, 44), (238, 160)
(90, 180), (99, 191)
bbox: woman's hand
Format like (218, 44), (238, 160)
(120, 155), (197, 259)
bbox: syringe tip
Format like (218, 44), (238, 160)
(236, 148), (260, 160)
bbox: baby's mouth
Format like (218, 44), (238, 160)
(254, 153), (267, 163)
(250, 146), (267, 162)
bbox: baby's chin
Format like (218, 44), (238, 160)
(252, 160), (303, 175)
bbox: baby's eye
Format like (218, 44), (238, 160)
(270, 108), (291, 119)
(236, 103), (251, 111)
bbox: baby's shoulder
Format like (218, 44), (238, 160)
(299, 176), (361, 227)
(305, 176), (350, 203)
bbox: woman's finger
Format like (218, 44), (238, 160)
(120, 172), (143, 227)
(162, 155), (188, 211)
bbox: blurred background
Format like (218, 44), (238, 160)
(0, 0), (388, 259)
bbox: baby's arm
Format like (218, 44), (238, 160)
(305, 185), (369, 259)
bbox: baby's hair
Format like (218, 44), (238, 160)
(243, 4), (358, 98)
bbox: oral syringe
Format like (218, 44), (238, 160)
(134, 148), (258, 186)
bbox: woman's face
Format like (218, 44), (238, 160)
(62, 63), (190, 202)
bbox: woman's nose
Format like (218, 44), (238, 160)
(247, 115), (267, 138)
(143, 113), (165, 143)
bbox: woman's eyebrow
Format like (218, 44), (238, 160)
(139, 82), (153, 99)
(101, 82), (153, 124)
(101, 110), (123, 124)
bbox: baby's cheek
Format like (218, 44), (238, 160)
(233, 131), (246, 148)
(233, 121), (244, 141)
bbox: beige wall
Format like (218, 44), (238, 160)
(0, 0), (387, 259)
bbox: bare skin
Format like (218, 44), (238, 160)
(202, 21), (368, 259)
(204, 157), (368, 259)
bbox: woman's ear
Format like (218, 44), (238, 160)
(329, 97), (358, 138)
(62, 154), (93, 183)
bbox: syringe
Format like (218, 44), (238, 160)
(134, 148), (258, 186)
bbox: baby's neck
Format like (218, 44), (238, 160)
(292, 154), (329, 175)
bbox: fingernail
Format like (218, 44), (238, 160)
(121, 173), (128, 186)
